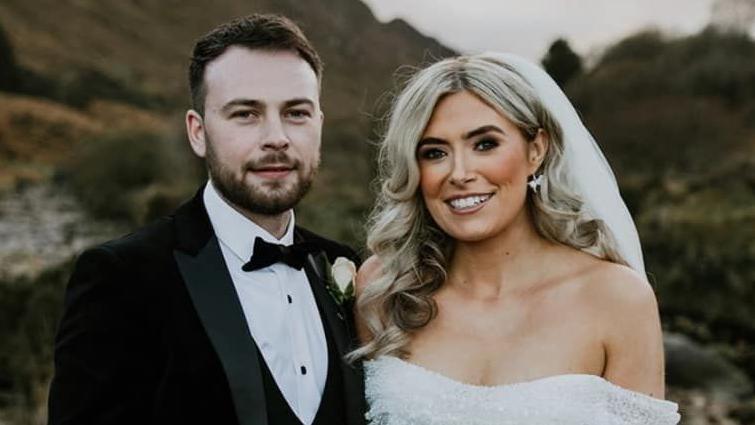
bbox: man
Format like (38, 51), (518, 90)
(48, 14), (365, 425)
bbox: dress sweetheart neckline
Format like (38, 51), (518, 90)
(368, 355), (677, 407)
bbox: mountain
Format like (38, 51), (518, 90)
(0, 0), (454, 120)
(0, 0), (456, 242)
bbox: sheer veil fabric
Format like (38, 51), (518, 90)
(491, 53), (646, 277)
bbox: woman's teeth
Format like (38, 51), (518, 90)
(449, 194), (491, 210)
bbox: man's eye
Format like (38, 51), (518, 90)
(231, 110), (257, 119)
(474, 138), (499, 151)
(286, 109), (312, 119)
(418, 148), (446, 160)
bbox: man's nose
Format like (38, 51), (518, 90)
(261, 115), (290, 151)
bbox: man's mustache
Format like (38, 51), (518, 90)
(245, 152), (299, 170)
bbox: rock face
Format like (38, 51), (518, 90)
(665, 332), (753, 401)
(0, 184), (124, 281)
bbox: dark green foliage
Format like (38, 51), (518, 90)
(53, 67), (172, 110)
(11, 65), (173, 110)
(297, 122), (374, 248)
(63, 131), (202, 224)
(569, 28), (755, 177)
(599, 30), (666, 64)
(0, 260), (72, 419)
(566, 28), (755, 386)
(541, 38), (583, 87)
(0, 24), (18, 91)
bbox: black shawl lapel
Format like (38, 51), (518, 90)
(303, 252), (350, 356)
(303, 252), (366, 425)
(172, 190), (268, 425)
(297, 229), (366, 425)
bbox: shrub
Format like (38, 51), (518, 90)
(0, 260), (72, 422)
(0, 24), (18, 91)
(63, 130), (201, 224)
(541, 38), (583, 88)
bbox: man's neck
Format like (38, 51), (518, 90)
(211, 185), (292, 239)
(238, 208), (292, 240)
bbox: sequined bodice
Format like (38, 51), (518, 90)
(364, 356), (680, 425)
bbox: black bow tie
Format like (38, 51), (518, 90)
(242, 237), (318, 272)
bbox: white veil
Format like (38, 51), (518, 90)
(488, 53), (647, 277)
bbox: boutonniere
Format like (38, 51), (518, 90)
(325, 256), (356, 306)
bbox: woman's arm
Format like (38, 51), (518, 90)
(595, 265), (667, 399)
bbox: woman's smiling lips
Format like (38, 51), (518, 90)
(444, 192), (494, 214)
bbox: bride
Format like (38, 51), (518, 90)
(350, 53), (680, 424)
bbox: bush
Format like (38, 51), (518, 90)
(0, 24), (18, 91)
(11, 65), (172, 110)
(55, 67), (171, 110)
(541, 38), (583, 88)
(0, 260), (73, 422)
(63, 130), (202, 224)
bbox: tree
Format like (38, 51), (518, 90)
(0, 24), (18, 91)
(541, 38), (582, 88)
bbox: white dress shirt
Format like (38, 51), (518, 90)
(203, 181), (328, 425)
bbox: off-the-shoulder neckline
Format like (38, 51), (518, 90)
(368, 355), (677, 407)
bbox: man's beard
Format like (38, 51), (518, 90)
(205, 137), (318, 216)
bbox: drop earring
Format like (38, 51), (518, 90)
(528, 174), (543, 192)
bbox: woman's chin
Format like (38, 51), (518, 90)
(442, 225), (502, 243)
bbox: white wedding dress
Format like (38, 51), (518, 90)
(364, 356), (680, 425)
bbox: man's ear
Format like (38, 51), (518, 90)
(186, 109), (207, 158)
(527, 129), (549, 174)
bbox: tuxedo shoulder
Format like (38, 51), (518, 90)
(91, 215), (177, 264)
(295, 226), (361, 264)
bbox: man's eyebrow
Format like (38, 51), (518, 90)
(220, 98), (316, 113)
(220, 99), (263, 113)
(282, 98), (315, 108)
(462, 125), (506, 140)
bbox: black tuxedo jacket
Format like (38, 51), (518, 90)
(48, 189), (367, 425)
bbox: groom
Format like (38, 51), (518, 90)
(48, 14), (365, 425)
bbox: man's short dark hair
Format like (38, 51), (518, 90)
(189, 14), (323, 115)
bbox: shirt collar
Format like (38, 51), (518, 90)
(203, 180), (295, 261)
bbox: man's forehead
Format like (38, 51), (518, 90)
(204, 47), (319, 106)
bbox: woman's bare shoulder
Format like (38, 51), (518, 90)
(580, 260), (656, 314)
(355, 255), (384, 296)
(583, 261), (665, 397)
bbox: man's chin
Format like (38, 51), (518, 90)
(236, 185), (306, 215)
(244, 173), (297, 191)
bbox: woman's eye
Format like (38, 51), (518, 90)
(418, 148), (447, 160)
(474, 138), (499, 151)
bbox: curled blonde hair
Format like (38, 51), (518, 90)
(350, 54), (627, 361)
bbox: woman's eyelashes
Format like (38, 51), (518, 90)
(418, 146), (447, 160)
(418, 137), (500, 160)
(474, 137), (500, 151)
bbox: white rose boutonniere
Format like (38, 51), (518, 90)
(327, 257), (356, 305)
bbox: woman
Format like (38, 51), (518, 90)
(351, 53), (680, 424)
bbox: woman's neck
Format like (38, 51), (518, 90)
(446, 209), (554, 300)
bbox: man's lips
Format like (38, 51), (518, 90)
(250, 164), (295, 179)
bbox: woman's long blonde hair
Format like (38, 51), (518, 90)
(349, 54), (627, 361)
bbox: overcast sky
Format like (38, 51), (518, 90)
(361, 0), (716, 61)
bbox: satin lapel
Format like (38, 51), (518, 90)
(304, 252), (351, 358)
(174, 236), (267, 425)
(304, 252), (367, 425)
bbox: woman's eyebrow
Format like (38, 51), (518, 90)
(462, 125), (506, 140)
